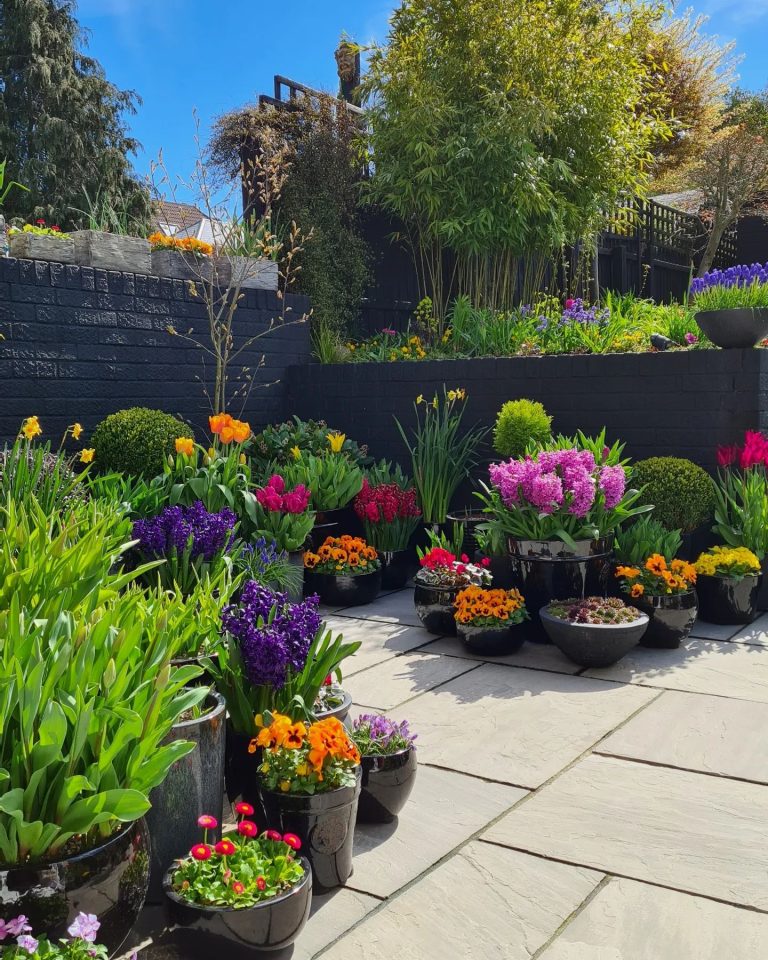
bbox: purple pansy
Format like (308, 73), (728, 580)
(16, 935), (39, 954)
(67, 912), (101, 943)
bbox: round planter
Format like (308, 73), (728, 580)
(379, 549), (412, 590)
(630, 590), (698, 649)
(311, 569), (382, 607)
(357, 748), (418, 824)
(314, 687), (353, 724)
(146, 692), (226, 904)
(224, 721), (260, 809)
(479, 552), (516, 590)
(413, 580), (460, 635)
(509, 538), (614, 635)
(163, 855), (312, 951)
(0, 820), (150, 955)
(539, 606), (648, 667)
(695, 308), (768, 349)
(696, 573), (762, 625)
(457, 621), (527, 656)
(260, 769), (361, 893)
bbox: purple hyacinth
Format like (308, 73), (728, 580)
(559, 298), (610, 326)
(133, 501), (237, 561)
(690, 262), (768, 294)
(221, 582), (322, 689)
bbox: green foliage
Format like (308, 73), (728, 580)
(0, 436), (87, 520)
(0, 158), (28, 207)
(712, 466), (768, 558)
(0, 0), (150, 229)
(362, 0), (670, 312)
(632, 456), (716, 532)
(494, 399), (552, 459)
(282, 453), (364, 511)
(92, 408), (194, 479)
(251, 416), (369, 471)
(693, 279), (768, 312)
(614, 515), (684, 565)
(245, 499), (316, 554)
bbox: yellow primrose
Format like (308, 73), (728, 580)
(327, 432), (346, 454)
(21, 416), (42, 441)
(79, 448), (95, 464)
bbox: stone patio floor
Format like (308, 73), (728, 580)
(127, 586), (768, 959)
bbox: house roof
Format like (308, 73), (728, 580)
(651, 190), (705, 216)
(151, 200), (208, 234)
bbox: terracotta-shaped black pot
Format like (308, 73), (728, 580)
(379, 549), (412, 590)
(539, 606), (648, 667)
(0, 820), (150, 955)
(457, 622), (527, 656)
(146, 693), (226, 904)
(509, 538), (613, 636)
(630, 590), (698, 649)
(311, 569), (382, 607)
(696, 573), (762, 625)
(357, 748), (418, 824)
(163, 856), (312, 951)
(695, 308), (768, 349)
(260, 770), (361, 893)
(413, 580), (460, 635)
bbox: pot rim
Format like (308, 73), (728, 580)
(1, 818), (142, 872)
(625, 588), (698, 601)
(308, 568), (382, 580)
(315, 687), (353, 717)
(162, 854), (312, 914)
(697, 572), (762, 582)
(259, 765), (362, 802)
(540, 606), (648, 630)
(413, 576), (462, 591)
(360, 744), (416, 762)
(171, 690), (226, 731)
(695, 307), (768, 320)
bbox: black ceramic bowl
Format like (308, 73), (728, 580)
(311, 569), (382, 607)
(457, 622), (527, 656)
(539, 606), (648, 668)
(413, 580), (459, 635)
(163, 856), (312, 951)
(695, 308), (768, 349)
(357, 747), (418, 823)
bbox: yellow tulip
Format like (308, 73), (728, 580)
(327, 432), (346, 454)
(175, 436), (194, 456)
(290, 445), (302, 460)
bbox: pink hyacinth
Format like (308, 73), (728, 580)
(598, 465), (626, 509)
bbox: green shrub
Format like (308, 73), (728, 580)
(92, 407), (193, 478)
(493, 399), (552, 458)
(632, 457), (715, 533)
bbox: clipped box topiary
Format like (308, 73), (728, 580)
(493, 399), (552, 459)
(92, 407), (194, 478)
(631, 457), (715, 533)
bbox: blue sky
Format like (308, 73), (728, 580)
(76, 0), (768, 201)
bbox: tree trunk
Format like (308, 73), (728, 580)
(697, 216), (730, 277)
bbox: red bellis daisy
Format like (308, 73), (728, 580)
(214, 839), (237, 856)
(190, 843), (212, 861)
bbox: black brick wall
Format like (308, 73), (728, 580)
(0, 257), (311, 441)
(286, 350), (768, 476)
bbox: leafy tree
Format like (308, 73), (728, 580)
(362, 0), (671, 314)
(691, 89), (768, 276)
(0, 0), (149, 228)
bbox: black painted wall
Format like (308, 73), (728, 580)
(286, 350), (767, 477)
(0, 257), (311, 442)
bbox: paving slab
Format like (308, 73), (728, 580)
(539, 877), (768, 959)
(688, 619), (740, 642)
(597, 689), (768, 783)
(323, 615), (431, 677)
(348, 651), (478, 710)
(349, 765), (525, 898)
(727, 612), (768, 646)
(484, 754), (768, 910)
(389, 664), (656, 788)
(320, 842), (602, 959)
(422, 634), (581, 674)
(333, 589), (424, 627)
(584, 638), (768, 702)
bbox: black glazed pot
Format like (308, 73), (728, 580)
(163, 856), (312, 951)
(696, 573), (762, 625)
(413, 580), (459, 635)
(695, 308), (768, 349)
(260, 769), (361, 893)
(630, 590), (699, 649)
(146, 692), (226, 904)
(509, 538), (613, 635)
(315, 687), (353, 724)
(379, 549), (411, 590)
(224, 721), (259, 808)
(0, 820), (150, 955)
(457, 621), (527, 656)
(446, 511), (486, 559)
(479, 552), (516, 590)
(311, 569), (382, 607)
(357, 748), (418, 824)
(286, 550), (306, 603)
(539, 606), (648, 667)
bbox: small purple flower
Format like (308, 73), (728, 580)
(684, 332), (698, 345)
(691, 262), (768, 294)
(16, 934), (39, 954)
(5, 917), (31, 937)
(381, 327), (397, 336)
(68, 912), (100, 943)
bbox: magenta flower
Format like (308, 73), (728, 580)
(684, 332), (698, 345)
(5, 917), (31, 937)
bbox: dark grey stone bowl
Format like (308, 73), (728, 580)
(695, 308), (768, 349)
(539, 606), (648, 668)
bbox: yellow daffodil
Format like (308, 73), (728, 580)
(327, 432), (346, 454)
(416, 394), (424, 404)
(290, 445), (302, 460)
(432, 396), (438, 409)
(456, 388), (467, 400)
(21, 416), (42, 441)
(447, 389), (457, 401)
(71, 422), (83, 440)
(80, 448), (95, 464)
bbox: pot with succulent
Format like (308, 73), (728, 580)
(352, 715), (418, 824)
(0, 499), (207, 953)
(8, 219), (76, 263)
(414, 540), (493, 635)
(615, 554), (698, 649)
(479, 431), (649, 628)
(163, 808), (311, 950)
(303, 535), (383, 607)
(694, 546), (763, 625)
(354, 477), (422, 588)
(454, 585), (530, 655)
(691, 263), (768, 349)
(256, 714), (361, 892)
(540, 597), (649, 667)
(203, 583), (360, 806)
